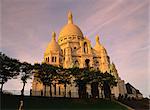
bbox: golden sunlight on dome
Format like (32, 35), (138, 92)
(93, 35), (105, 52)
(45, 32), (62, 54)
(58, 11), (83, 42)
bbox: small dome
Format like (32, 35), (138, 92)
(58, 11), (83, 41)
(93, 35), (104, 51)
(45, 32), (62, 54)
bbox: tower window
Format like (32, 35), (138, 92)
(52, 56), (56, 62)
(96, 61), (99, 66)
(55, 57), (57, 62)
(48, 57), (49, 62)
(84, 42), (88, 53)
(61, 49), (63, 54)
(74, 47), (76, 49)
(52, 57), (54, 62)
(85, 59), (90, 68)
(74, 60), (79, 67)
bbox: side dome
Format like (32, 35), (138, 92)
(93, 35), (106, 53)
(45, 32), (62, 54)
(58, 11), (84, 42)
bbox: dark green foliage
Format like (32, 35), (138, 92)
(0, 52), (20, 92)
(33, 63), (57, 96)
(0, 52), (34, 96)
(20, 62), (33, 96)
(57, 69), (72, 97)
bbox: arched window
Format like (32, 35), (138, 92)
(55, 57), (57, 62)
(74, 60), (79, 67)
(52, 56), (57, 62)
(52, 57), (54, 62)
(85, 59), (90, 68)
(96, 61), (99, 67)
(84, 42), (88, 53)
(61, 49), (63, 54)
(48, 57), (49, 62)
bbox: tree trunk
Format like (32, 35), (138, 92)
(83, 84), (87, 98)
(104, 81), (111, 99)
(91, 82), (99, 98)
(64, 83), (66, 97)
(44, 84), (46, 96)
(21, 83), (26, 96)
(101, 89), (104, 99)
(49, 84), (52, 97)
(20, 82), (25, 110)
(0, 79), (4, 92)
(1, 83), (4, 92)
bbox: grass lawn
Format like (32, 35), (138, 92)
(1, 94), (128, 110)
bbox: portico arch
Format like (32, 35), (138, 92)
(85, 59), (90, 68)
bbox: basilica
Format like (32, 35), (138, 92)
(32, 11), (129, 98)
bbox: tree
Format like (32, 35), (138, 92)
(102, 72), (117, 99)
(87, 70), (117, 99)
(0, 52), (20, 92)
(20, 62), (33, 96)
(89, 70), (102, 98)
(69, 67), (90, 98)
(34, 63), (57, 97)
(57, 68), (71, 97)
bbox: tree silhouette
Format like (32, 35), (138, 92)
(20, 62), (33, 96)
(0, 52), (20, 92)
(57, 68), (71, 97)
(87, 70), (117, 99)
(34, 63), (57, 97)
(102, 72), (117, 99)
(69, 67), (90, 98)
(88, 70), (102, 98)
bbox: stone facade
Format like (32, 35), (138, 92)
(125, 83), (143, 100)
(32, 11), (127, 98)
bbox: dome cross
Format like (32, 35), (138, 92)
(68, 11), (73, 24)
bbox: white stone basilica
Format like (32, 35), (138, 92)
(32, 12), (127, 98)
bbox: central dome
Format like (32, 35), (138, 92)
(59, 24), (83, 38)
(58, 12), (83, 42)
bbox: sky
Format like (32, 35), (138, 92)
(1, 0), (149, 97)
